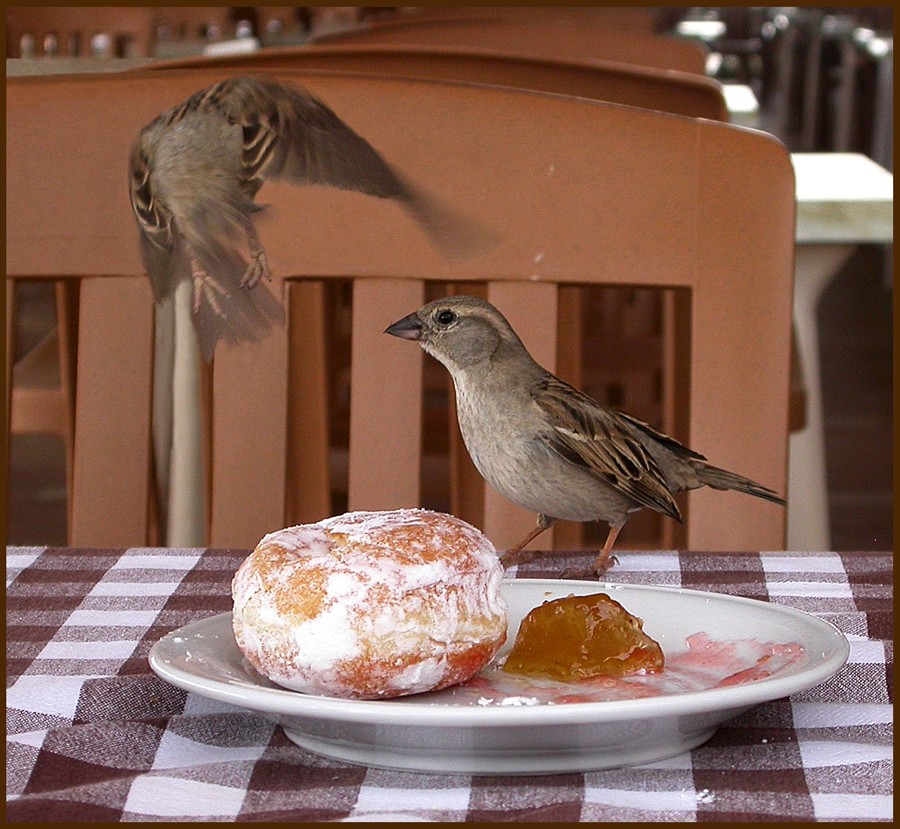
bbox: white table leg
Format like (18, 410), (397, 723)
(153, 280), (205, 546)
(787, 243), (855, 549)
(167, 279), (205, 546)
(152, 292), (174, 540)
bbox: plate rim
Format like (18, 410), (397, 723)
(149, 579), (850, 727)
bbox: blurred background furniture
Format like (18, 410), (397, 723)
(5, 6), (318, 59)
(151, 42), (729, 119)
(306, 12), (709, 73)
(5, 6), (242, 59)
(789, 152), (893, 549)
(7, 67), (793, 552)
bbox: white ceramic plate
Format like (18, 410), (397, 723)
(149, 580), (849, 775)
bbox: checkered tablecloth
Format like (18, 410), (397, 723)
(6, 547), (893, 822)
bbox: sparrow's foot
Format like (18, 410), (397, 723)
(500, 515), (556, 568)
(190, 261), (230, 318)
(590, 523), (623, 577)
(242, 226), (271, 289)
(499, 547), (538, 568)
(591, 553), (619, 577)
(558, 553), (618, 581)
(241, 248), (270, 289)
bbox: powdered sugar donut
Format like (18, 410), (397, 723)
(232, 509), (508, 699)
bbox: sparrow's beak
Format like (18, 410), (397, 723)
(384, 313), (424, 341)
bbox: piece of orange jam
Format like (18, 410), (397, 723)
(501, 592), (664, 681)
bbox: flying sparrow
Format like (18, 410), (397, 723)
(385, 295), (786, 575)
(129, 75), (494, 361)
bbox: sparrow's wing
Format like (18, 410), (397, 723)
(216, 76), (497, 260)
(203, 75), (411, 198)
(533, 374), (683, 521)
(128, 86), (263, 302)
(615, 409), (707, 462)
(618, 410), (784, 504)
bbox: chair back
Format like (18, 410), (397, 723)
(149, 43), (727, 121)
(307, 14), (708, 74)
(7, 68), (793, 551)
(394, 7), (659, 34)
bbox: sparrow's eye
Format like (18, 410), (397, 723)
(436, 309), (456, 326)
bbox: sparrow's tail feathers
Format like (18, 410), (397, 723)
(193, 279), (285, 363)
(693, 463), (786, 505)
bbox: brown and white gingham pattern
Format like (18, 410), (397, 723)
(6, 547), (892, 822)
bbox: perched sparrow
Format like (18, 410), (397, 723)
(386, 295), (786, 575)
(129, 75), (493, 360)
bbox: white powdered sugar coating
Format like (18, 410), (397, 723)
(232, 509), (508, 699)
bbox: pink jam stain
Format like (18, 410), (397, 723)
(425, 633), (808, 706)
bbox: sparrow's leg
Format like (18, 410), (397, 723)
(592, 522), (623, 575)
(500, 514), (556, 568)
(188, 251), (229, 317)
(241, 224), (270, 289)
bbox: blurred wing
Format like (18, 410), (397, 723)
(533, 375), (682, 521)
(209, 76), (410, 199)
(218, 76), (498, 260)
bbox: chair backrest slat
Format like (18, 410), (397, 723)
(348, 278), (426, 512)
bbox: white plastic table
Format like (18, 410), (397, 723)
(788, 152), (893, 549)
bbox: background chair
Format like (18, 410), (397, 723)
(306, 13), (708, 74)
(395, 7), (661, 34)
(7, 68), (793, 554)
(150, 43), (728, 120)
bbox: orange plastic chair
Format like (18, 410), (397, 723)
(150, 43), (727, 120)
(7, 68), (793, 553)
(390, 7), (660, 34)
(306, 13), (707, 74)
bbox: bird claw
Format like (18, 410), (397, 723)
(241, 249), (270, 289)
(499, 547), (539, 568)
(557, 556), (618, 581)
(592, 553), (619, 577)
(191, 270), (230, 318)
